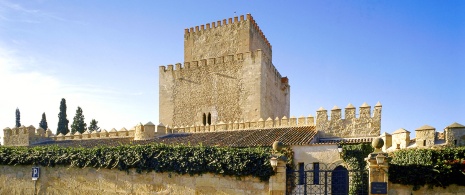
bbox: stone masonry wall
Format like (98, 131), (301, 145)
(184, 14), (272, 62)
(445, 127), (465, 146)
(260, 59), (290, 120)
(316, 103), (382, 138)
(0, 165), (269, 195)
(3, 125), (52, 146)
(416, 129), (435, 147)
(160, 50), (289, 127)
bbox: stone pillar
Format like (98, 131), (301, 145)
(269, 159), (286, 195)
(366, 137), (389, 195)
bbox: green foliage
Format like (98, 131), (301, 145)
(15, 108), (21, 127)
(57, 98), (69, 135)
(389, 147), (465, 189)
(71, 106), (87, 134)
(88, 119), (100, 132)
(341, 143), (373, 195)
(39, 112), (48, 130)
(0, 144), (275, 181)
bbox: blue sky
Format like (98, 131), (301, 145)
(0, 0), (464, 139)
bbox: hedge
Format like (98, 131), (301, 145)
(0, 144), (275, 181)
(389, 147), (465, 189)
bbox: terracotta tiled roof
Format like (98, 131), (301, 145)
(31, 126), (317, 148)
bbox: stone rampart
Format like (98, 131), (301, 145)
(0, 165), (269, 195)
(3, 122), (166, 146)
(3, 125), (53, 146)
(316, 102), (382, 138)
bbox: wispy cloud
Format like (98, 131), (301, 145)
(0, 44), (142, 139)
(0, 0), (66, 24)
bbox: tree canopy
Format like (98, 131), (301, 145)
(15, 108), (21, 127)
(71, 106), (87, 134)
(88, 119), (100, 132)
(57, 98), (69, 135)
(39, 112), (48, 130)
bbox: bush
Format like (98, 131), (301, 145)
(0, 144), (275, 181)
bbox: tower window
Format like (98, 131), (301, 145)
(423, 140), (426, 146)
(207, 113), (212, 125)
(202, 113), (206, 126)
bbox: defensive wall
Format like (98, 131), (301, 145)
(3, 102), (382, 146)
(316, 102), (382, 138)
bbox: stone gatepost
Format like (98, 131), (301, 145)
(366, 137), (389, 195)
(269, 159), (286, 195)
(269, 141), (287, 195)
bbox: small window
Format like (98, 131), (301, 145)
(423, 140), (426, 146)
(396, 144), (400, 149)
(298, 163), (305, 185)
(207, 113), (212, 125)
(313, 162), (320, 185)
(454, 140), (458, 146)
(202, 113), (206, 126)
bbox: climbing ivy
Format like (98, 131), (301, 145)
(0, 144), (275, 181)
(389, 147), (465, 190)
(341, 143), (374, 195)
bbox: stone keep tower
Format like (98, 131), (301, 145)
(159, 14), (290, 127)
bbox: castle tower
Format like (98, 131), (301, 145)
(160, 14), (290, 127)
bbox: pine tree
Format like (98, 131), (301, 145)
(15, 108), (21, 127)
(88, 119), (100, 132)
(39, 112), (48, 130)
(57, 98), (69, 135)
(71, 106), (87, 134)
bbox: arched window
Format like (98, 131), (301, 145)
(207, 113), (212, 125)
(202, 113), (206, 126)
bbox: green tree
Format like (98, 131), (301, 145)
(39, 112), (48, 130)
(89, 119), (100, 132)
(88, 119), (100, 132)
(57, 98), (69, 135)
(15, 108), (21, 127)
(71, 106), (87, 134)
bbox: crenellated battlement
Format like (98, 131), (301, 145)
(184, 14), (271, 51)
(164, 102), (381, 138)
(166, 115), (315, 133)
(316, 102), (382, 138)
(3, 125), (53, 146)
(184, 14), (272, 62)
(159, 49), (286, 88)
(2, 122), (166, 146)
(160, 50), (263, 72)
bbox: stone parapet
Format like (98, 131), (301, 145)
(316, 102), (382, 138)
(3, 122), (165, 146)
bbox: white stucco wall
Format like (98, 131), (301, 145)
(292, 144), (342, 167)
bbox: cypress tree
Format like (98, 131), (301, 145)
(71, 106), (87, 134)
(15, 108), (21, 127)
(57, 98), (69, 135)
(88, 119), (100, 132)
(39, 112), (48, 130)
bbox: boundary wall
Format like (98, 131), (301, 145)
(0, 165), (269, 195)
